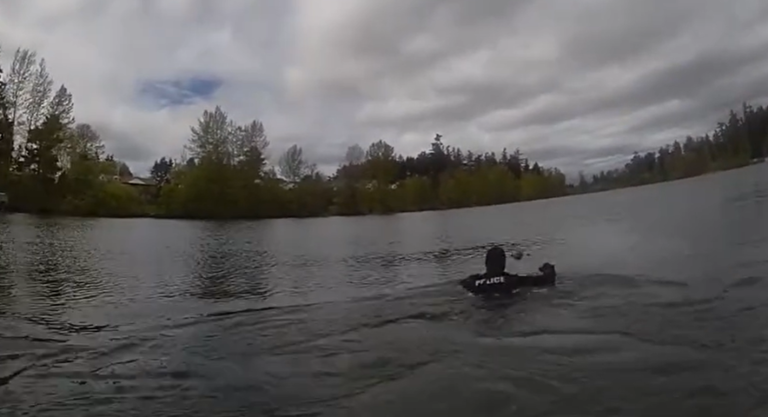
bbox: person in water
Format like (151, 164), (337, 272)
(459, 245), (556, 295)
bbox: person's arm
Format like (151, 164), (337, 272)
(516, 274), (554, 287)
(515, 263), (557, 287)
(497, 272), (521, 292)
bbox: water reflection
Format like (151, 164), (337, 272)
(0, 216), (14, 314)
(18, 218), (107, 331)
(30, 222), (71, 303)
(0, 165), (765, 416)
(192, 225), (238, 301)
(190, 223), (273, 301)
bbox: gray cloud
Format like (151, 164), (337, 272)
(3, 0), (768, 177)
(92, 123), (157, 171)
(288, 0), (768, 175)
(511, 40), (768, 131)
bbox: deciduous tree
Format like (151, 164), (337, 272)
(278, 144), (316, 182)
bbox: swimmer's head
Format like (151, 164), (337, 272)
(484, 246), (506, 275)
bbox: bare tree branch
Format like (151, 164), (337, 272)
(278, 144), (314, 182)
(24, 58), (53, 133)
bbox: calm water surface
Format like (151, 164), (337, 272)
(1, 164), (767, 416)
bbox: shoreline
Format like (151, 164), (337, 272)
(3, 161), (759, 222)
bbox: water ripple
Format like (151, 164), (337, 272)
(0, 165), (767, 416)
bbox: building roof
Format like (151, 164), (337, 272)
(123, 177), (156, 186)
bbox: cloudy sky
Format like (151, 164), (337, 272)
(2, 0), (768, 177)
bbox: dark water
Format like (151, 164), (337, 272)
(1, 164), (767, 417)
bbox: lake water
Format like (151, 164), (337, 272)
(1, 163), (767, 417)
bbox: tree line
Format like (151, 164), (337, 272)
(573, 103), (767, 193)
(0, 44), (765, 220)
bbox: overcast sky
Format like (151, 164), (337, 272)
(2, 0), (768, 177)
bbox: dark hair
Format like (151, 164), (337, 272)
(485, 246), (506, 275)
